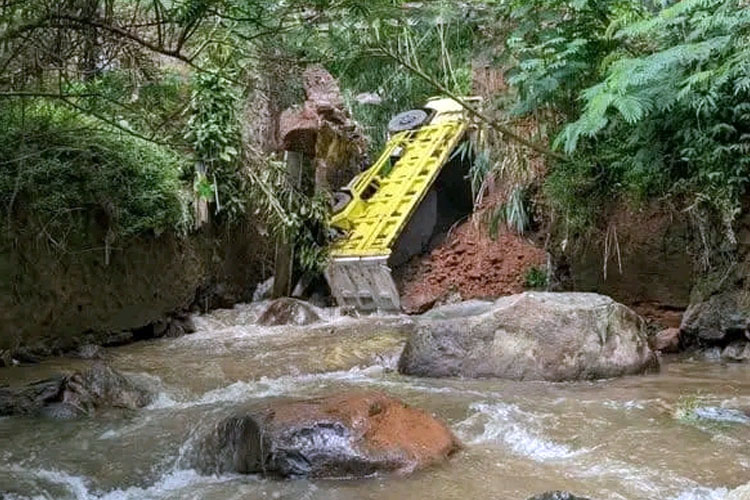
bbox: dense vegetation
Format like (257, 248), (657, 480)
(1, 0), (748, 272)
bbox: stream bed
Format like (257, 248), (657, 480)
(1, 302), (749, 499)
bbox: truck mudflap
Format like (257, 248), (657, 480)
(325, 256), (400, 311)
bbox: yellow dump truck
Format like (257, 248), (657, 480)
(325, 97), (478, 311)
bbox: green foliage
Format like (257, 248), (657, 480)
(244, 158), (331, 274)
(294, 193), (332, 274)
(524, 266), (548, 290)
(499, 0), (646, 117)
(489, 185), (531, 237)
(0, 102), (190, 248)
(185, 72), (245, 221)
(298, 1), (477, 151)
(552, 0), (750, 235)
(73, 69), (191, 144)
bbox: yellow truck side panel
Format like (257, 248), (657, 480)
(329, 120), (467, 258)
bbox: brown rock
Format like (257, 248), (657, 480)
(651, 328), (681, 353)
(277, 65), (366, 191)
(198, 391), (460, 478)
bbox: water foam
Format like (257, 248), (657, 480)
(456, 401), (584, 461)
(141, 365), (381, 411)
(97, 469), (240, 500)
(670, 486), (729, 500)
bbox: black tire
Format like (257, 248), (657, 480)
(331, 191), (352, 214)
(387, 109), (429, 134)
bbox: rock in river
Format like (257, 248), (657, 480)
(256, 297), (321, 326)
(0, 362), (151, 418)
(197, 391), (460, 478)
(398, 292), (658, 381)
(527, 492), (591, 500)
(680, 291), (749, 345)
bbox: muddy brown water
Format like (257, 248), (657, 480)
(1, 302), (749, 500)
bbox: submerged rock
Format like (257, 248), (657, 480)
(527, 492), (591, 500)
(398, 292), (658, 381)
(70, 344), (107, 360)
(0, 363), (151, 418)
(257, 298), (321, 326)
(721, 340), (750, 362)
(197, 391), (460, 478)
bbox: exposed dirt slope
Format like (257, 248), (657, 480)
(396, 221), (546, 313)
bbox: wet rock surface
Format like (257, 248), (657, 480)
(257, 298), (321, 326)
(722, 340), (750, 362)
(399, 292), (658, 381)
(0, 376), (65, 416)
(527, 492), (591, 500)
(197, 391), (460, 478)
(0, 362), (151, 418)
(681, 291), (749, 345)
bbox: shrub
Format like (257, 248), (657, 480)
(524, 266), (548, 289)
(0, 102), (191, 249)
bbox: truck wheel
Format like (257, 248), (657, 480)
(387, 109), (429, 134)
(331, 191), (352, 214)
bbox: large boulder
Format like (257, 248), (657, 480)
(256, 298), (321, 326)
(398, 292), (658, 381)
(197, 391), (460, 478)
(680, 291), (749, 345)
(0, 362), (151, 418)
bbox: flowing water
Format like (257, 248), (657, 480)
(1, 302), (749, 500)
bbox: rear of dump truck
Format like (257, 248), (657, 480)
(325, 97), (477, 311)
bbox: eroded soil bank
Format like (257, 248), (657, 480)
(0, 223), (269, 358)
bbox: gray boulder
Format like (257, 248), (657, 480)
(681, 292), (749, 345)
(61, 362), (152, 415)
(0, 363), (151, 418)
(0, 377), (65, 416)
(257, 297), (320, 326)
(196, 391), (460, 478)
(398, 292), (658, 381)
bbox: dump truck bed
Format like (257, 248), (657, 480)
(326, 100), (469, 311)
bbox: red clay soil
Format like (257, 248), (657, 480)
(396, 220), (546, 314)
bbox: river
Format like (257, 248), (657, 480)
(1, 302), (748, 499)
